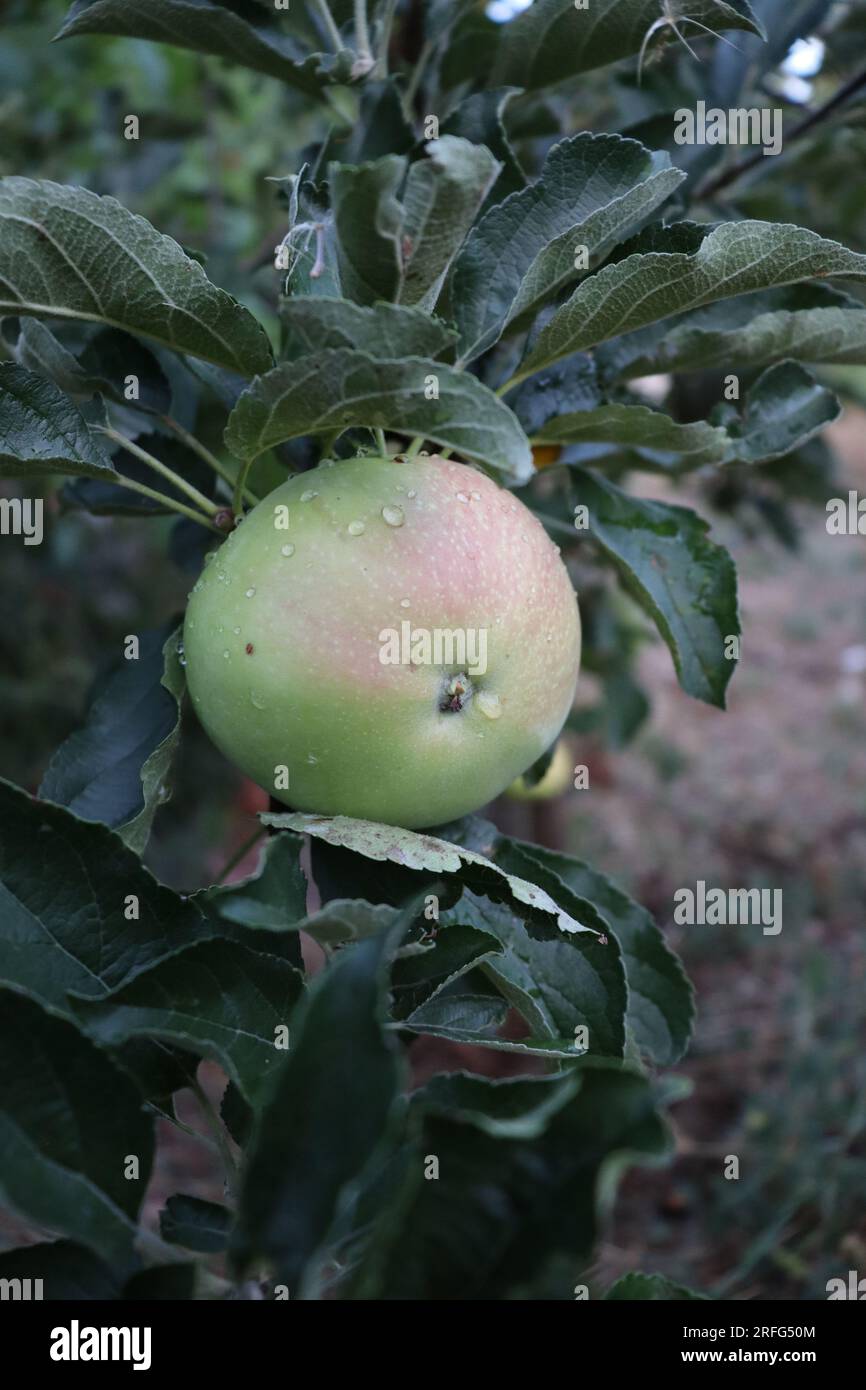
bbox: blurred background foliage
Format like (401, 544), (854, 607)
(1, 0), (864, 1299)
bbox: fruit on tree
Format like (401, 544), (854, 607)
(183, 453), (581, 828)
(506, 737), (575, 801)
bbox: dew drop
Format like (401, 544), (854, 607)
(233, 626), (241, 635)
(477, 692), (502, 720)
(280, 543), (296, 557)
(222, 650), (230, 660)
(300, 489), (318, 502)
(306, 753), (319, 765)
(347, 520), (365, 536)
(203, 552), (216, 566)
(250, 690), (266, 710)
(407, 489), (417, 499)
(245, 587), (256, 598)
(381, 505), (404, 527)
(471, 490), (481, 501)
(177, 654), (187, 667)
(400, 598), (410, 608)
(456, 492), (469, 503)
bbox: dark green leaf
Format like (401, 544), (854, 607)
(452, 134), (685, 364)
(280, 297), (456, 362)
(39, 623), (184, 854)
(528, 469), (739, 707)
(74, 940), (304, 1106)
(0, 362), (114, 478)
(0, 179), (274, 374)
(0, 991), (153, 1270)
(224, 349), (533, 483)
(232, 913), (407, 1293)
(0, 778), (216, 1018)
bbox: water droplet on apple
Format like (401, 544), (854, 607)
(381, 505), (404, 527)
(347, 520), (365, 536)
(400, 598), (410, 608)
(306, 753), (318, 765)
(245, 587), (256, 598)
(300, 489), (318, 502)
(222, 650), (230, 660)
(280, 543), (295, 556)
(471, 491), (481, 501)
(250, 690), (266, 709)
(232, 626), (241, 635)
(477, 692), (502, 720)
(407, 489), (417, 499)
(456, 492), (469, 503)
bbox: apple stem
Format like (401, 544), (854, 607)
(160, 414), (260, 507)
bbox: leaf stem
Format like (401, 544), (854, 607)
(375, 0), (398, 77)
(354, 0), (374, 64)
(190, 1076), (240, 1201)
(160, 414), (261, 507)
(310, 0), (344, 53)
(405, 436), (425, 458)
(374, 427), (387, 454)
(232, 457), (256, 519)
(98, 426), (220, 516)
(214, 826), (267, 885)
(403, 39), (433, 116)
(106, 474), (223, 533)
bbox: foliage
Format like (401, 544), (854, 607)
(0, 0), (862, 1299)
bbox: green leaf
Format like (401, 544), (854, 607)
(490, 0), (765, 88)
(3, 319), (173, 414)
(280, 297), (456, 362)
(445, 874), (627, 1058)
(74, 940), (304, 1106)
(535, 402), (729, 469)
(0, 990), (153, 1270)
(0, 178), (274, 374)
(0, 778), (216, 1018)
(399, 136), (501, 311)
(521, 220), (866, 377)
(452, 134), (685, 364)
(506, 354), (600, 434)
(354, 1062), (670, 1299)
(330, 156), (407, 306)
(494, 841), (694, 1064)
(204, 832), (307, 933)
(596, 284), (866, 382)
(232, 914), (407, 1293)
(527, 469), (739, 706)
(391, 923), (504, 1020)
(224, 349), (533, 483)
(0, 363), (114, 478)
(721, 360), (841, 464)
(160, 1195), (230, 1253)
(604, 1272), (710, 1299)
(441, 88), (526, 208)
(39, 623), (184, 855)
(263, 812), (599, 939)
(55, 0), (348, 95)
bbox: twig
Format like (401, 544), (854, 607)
(97, 426), (219, 517)
(697, 66), (866, 200)
(160, 414), (261, 507)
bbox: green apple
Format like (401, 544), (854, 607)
(183, 453), (581, 828)
(506, 738), (575, 801)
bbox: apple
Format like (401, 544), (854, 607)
(505, 737), (575, 801)
(183, 453), (580, 828)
